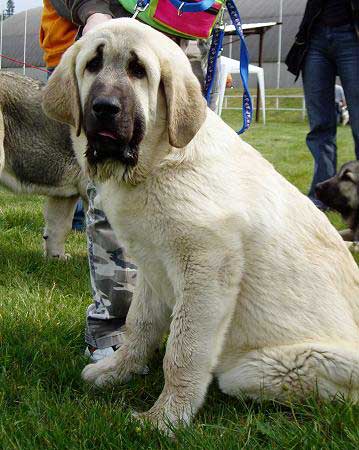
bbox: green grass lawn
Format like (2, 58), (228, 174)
(1, 117), (359, 449)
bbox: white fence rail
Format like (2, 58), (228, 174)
(223, 94), (307, 120)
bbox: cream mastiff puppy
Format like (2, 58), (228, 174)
(43, 19), (359, 432)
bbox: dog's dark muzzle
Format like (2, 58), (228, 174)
(314, 181), (327, 199)
(315, 178), (337, 204)
(84, 82), (145, 167)
(315, 177), (349, 213)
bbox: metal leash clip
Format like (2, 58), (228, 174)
(216, 6), (226, 55)
(218, 5), (225, 27)
(177, 2), (185, 16)
(132, 1), (150, 19)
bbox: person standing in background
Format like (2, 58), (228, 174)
(286, 0), (359, 210)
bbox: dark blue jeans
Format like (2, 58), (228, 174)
(303, 24), (359, 201)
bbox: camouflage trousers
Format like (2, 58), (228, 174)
(85, 182), (137, 348)
(84, 41), (219, 348)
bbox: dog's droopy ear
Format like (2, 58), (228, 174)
(42, 41), (83, 136)
(345, 170), (359, 184)
(161, 57), (207, 148)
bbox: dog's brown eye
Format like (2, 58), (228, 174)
(128, 59), (146, 79)
(86, 55), (103, 73)
(86, 45), (104, 73)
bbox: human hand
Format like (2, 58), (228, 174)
(83, 13), (112, 35)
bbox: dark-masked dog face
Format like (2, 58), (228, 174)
(42, 19), (207, 184)
(83, 46), (145, 169)
(315, 161), (359, 228)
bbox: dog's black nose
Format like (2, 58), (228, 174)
(92, 97), (121, 119)
(315, 183), (323, 194)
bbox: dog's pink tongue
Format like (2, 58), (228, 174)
(98, 130), (117, 140)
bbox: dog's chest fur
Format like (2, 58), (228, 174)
(100, 178), (179, 308)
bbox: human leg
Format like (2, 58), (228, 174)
(72, 199), (85, 231)
(334, 25), (359, 160)
(85, 182), (136, 354)
(302, 26), (337, 202)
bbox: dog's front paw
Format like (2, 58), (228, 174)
(133, 397), (192, 435)
(82, 354), (132, 387)
(133, 409), (174, 435)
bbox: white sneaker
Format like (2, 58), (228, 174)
(84, 345), (119, 363)
(84, 345), (150, 374)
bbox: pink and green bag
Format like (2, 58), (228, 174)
(119, 0), (225, 39)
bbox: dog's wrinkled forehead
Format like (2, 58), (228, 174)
(77, 18), (190, 71)
(75, 32), (127, 77)
(75, 24), (169, 87)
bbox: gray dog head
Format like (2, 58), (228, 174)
(315, 161), (359, 225)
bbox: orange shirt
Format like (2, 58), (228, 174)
(39, 0), (78, 68)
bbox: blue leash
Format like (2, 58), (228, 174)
(205, 0), (252, 134)
(204, 26), (225, 105)
(226, 0), (252, 133)
(169, 0), (216, 12)
(134, 0), (216, 13)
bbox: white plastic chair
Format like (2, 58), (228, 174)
(215, 56), (266, 124)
